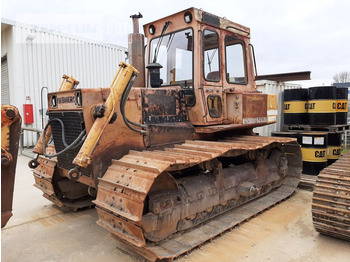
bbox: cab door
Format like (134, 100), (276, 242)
(201, 28), (223, 124)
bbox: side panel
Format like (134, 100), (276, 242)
(87, 88), (145, 180)
(242, 93), (267, 125)
(226, 93), (242, 123)
(142, 88), (188, 124)
(142, 88), (195, 147)
(226, 93), (267, 125)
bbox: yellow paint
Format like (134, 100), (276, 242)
(73, 62), (139, 168)
(267, 95), (277, 123)
(283, 101), (307, 113)
(33, 127), (52, 154)
(267, 94), (278, 110)
(327, 146), (342, 160)
(59, 74), (79, 91)
(336, 100), (348, 113)
(307, 100), (336, 113)
(301, 147), (327, 162)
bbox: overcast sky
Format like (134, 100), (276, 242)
(2, 0), (349, 87)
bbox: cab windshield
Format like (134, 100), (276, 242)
(149, 28), (193, 87)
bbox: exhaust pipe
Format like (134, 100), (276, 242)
(128, 13), (145, 87)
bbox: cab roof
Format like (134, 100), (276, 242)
(143, 7), (250, 38)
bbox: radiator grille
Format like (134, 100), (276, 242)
(48, 111), (91, 175)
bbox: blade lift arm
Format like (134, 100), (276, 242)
(29, 63), (140, 180)
(72, 63), (139, 171)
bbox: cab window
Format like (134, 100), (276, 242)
(225, 36), (247, 84)
(203, 29), (220, 82)
(149, 28), (193, 87)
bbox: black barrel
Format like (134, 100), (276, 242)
(271, 131), (301, 144)
(308, 86), (336, 125)
(327, 132), (343, 165)
(284, 89), (308, 125)
(336, 87), (348, 125)
(301, 132), (328, 175)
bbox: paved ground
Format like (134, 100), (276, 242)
(2, 155), (350, 262)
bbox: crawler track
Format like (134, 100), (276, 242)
(33, 146), (94, 211)
(94, 136), (302, 261)
(312, 152), (350, 241)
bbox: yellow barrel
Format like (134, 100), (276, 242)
(327, 132), (343, 165)
(283, 89), (308, 125)
(336, 87), (348, 125)
(301, 132), (328, 175)
(308, 86), (336, 125)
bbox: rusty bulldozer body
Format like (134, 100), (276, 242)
(30, 8), (307, 261)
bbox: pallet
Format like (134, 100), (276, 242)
(299, 174), (317, 190)
(283, 124), (349, 132)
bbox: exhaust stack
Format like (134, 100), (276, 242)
(128, 13), (145, 87)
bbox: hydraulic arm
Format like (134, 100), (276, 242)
(73, 63), (139, 169)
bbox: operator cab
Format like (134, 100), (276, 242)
(143, 8), (267, 127)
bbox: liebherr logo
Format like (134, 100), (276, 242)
(58, 96), (75, 104)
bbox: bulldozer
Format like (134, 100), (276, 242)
(29, 8), (309, 261)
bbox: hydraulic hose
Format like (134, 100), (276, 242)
(120, 74), (147, 133)
(42, 118), (86, 158)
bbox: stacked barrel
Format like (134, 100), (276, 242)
(308, 86), (336, 125)
(279, 86), (349, 175)
(284, 89), (308, 125)
(300, 132), (328, 175)
(336, 87), (349, 125)
(327, 132), (343, 165)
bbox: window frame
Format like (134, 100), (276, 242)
(202, 28), (221, 83)
(224, 35), (248, 85)
(148, 27), (194, 89)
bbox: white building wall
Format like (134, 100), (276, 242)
(253, 80), (302, 137)
(2, 21), (127, 146)
(1, 26), (16, 106)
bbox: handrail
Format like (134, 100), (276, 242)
(20, 128), (42, 158)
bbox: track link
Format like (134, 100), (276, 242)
(312, 151), (350, 241)
(94, 136), (302, 261)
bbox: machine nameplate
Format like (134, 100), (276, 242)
(243, 117), (267, 125)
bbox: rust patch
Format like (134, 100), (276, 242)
(145, 122), (195, 147)
(142, 88), (188, 124)
(242, 93), (267, 119)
